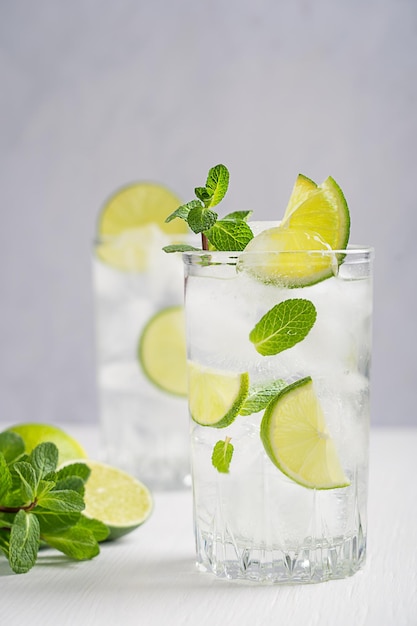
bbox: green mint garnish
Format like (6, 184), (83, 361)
(239, 379), (287, 415)
(196, 163), (229, 207)
(250, 299), (317, 356)
(223, 210), (253, 221)
(0, 432), (109, 574)
(162, 243), (200, 254)
(205, 219), (253, 251)
(212, 437), (234, 473)
(164, 164), (254, 252)
(9, 510), (40, 574)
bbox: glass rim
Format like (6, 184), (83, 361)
(182, 244), (374, 262)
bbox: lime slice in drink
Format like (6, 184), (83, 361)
(96, 182), (187, 271)
(238, 176), (350, 287)
(260, 377), (349, 489)
(188, 362), (249, 428)
(81, 460), (153, 540)
(138, 306), (188, 397)
(7, 423), (87, 466)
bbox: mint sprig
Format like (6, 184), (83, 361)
(0, 431), (109, 574)
(212, 437), (234, 473)
(164, 164), (253, 252)
(250, 299), (317, 356)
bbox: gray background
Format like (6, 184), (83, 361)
(0, 0), (416, 428)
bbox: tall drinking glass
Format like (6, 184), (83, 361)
(183, 242), (373, 583)
(93, 223), (192, 491)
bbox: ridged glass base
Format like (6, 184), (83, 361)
(196, 527), (366, 584)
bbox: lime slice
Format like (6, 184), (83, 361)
(238, 227), (334, 287)
(239, 175), (350, 287)
(188, 362), (249, 428)
(7, 423), (87, 466)
(282, 177), (350, 250)
(81, 460), (153, 540)
(260, 377), (349, 489)
(138, 306), (188, 397)
(96, 182), (188, 271)
(282, 173), (318, 221)
(98, 182), (187, 237)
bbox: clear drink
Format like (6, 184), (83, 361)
(93, 224), (191, 490)
(183, 243), (373, 583)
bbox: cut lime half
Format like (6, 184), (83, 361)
(138, 306), (188, 397)
(80, 459), (153, 540)
(260, 377), (349, 490)
(188, 362), (249, 428)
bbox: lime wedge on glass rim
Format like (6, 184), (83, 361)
(260, 377), (349, 490)
(96, 181), (188, 271)
(188, 362), (249, 428)
(138, 306), (188, 397)
(238, 175), (350, 287)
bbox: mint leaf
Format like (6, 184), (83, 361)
(9, 510), (40, 574)
(34, 508), (81, 534)
(29, 443), (58, 481)
(239, 379), (287, 415)
(0, 431), (25, 464)
(250, 299), (317, 356)
(194, 186), (213, 205)
(0, 528), (10, 557)
(0, 453), (12, 500)
(224, 210), (253, 221)
(54, 476), (85, 496)
(43, 527), (100, 560)
(205, 219), (253, 251)
(163, 243), (200, 254)
(76, 515), (110, 542)
(56, 462), (91, 482)
(37, 490), (85, 513)
(212, 438), (234, 473)
(165, 199), (201, 223)
(188, 205), (218, 233)
(12, 462), (37, 503)
(205, 164), (229, 207)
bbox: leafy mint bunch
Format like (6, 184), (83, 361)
(0, 432), (108, 574)
(164, 164), (254, 252)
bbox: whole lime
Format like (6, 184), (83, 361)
(7, 423), (87, 466)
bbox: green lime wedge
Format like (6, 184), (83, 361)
(282, 173), (318, 221)
(188, 361), (249, 428)
(138, 306), (188, 397)
(260, 377), (349, 489)
(238, 175), (350, 287)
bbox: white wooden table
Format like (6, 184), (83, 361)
(1, 425), (416, 626)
